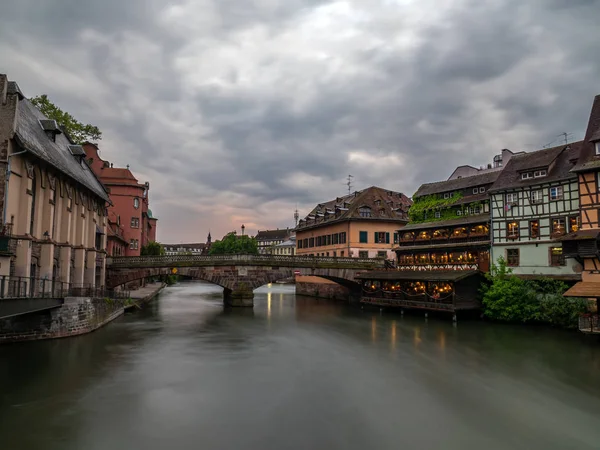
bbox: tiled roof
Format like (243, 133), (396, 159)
(297, 186), (411, 231)
(414, 171), (501, 198)
(101, 167), (137, 180)
(255, 229), (290, 240)
(489, 142), (582, 192)
(400, 214), (490, 231)
(14, 99), (109, 201)
(572, 94), (600, 173)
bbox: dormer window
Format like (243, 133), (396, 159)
(595, 141), (600, 155)
(39, 119), (62, 142)
(521, 172), (533, 180)
(479, 187), (485, 193)
(534, 169), (547, 178)
(358, 206), (372, 218)
(473, 188), (478, 194)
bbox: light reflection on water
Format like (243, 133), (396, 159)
(0, 280), (599, 450)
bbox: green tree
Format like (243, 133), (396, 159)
(481, 258), (588, 328)
(209, 232), (258, 255)
(141, 241), (165, 256)
(30, 94), (102, 143)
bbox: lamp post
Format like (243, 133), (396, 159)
(241, 224), (245, 236)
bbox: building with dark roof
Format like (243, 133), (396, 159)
(396, 170), (500, 272)
(295, 186), (411, 259)
(488, 142), (583, 280)
(255, 228), (291, 254)
(83, 142), (158, 256)
(162, 242), (207, 256)
(561, 94), (600, 320)
(0, 74), (109, 292)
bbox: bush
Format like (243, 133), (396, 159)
(481, 258), (588, 329)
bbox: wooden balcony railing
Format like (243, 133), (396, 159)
(398, 234), (489, 247)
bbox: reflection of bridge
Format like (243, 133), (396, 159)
(106, 254), (385, 306)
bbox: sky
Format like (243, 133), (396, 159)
(1, 0), (599, 243)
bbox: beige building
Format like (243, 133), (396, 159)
(0, 75), (109, 294)
(295, 186), (412, 259)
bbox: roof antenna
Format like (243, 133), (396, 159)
(347, 174), (353, 194)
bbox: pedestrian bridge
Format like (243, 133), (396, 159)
(106, 254), (385, 306)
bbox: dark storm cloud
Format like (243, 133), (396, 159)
(1, 0), (599, 240)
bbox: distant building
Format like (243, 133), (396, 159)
(255, 229), (291, 254)
(273, 235), (296, 256)
(162, 243), (207, 255)
(296, 186), (412, 259)
(83, 143), (158, 256)
(447, 149), (518, 180)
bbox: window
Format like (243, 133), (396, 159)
(530, 190), (542, 203)
(434, 211), (441, 218)
(131, 217), (140, 228)
(340, 232), (347, 244)
(358, 207), (372, 218)
(521, 172), (533, 180)
(596, 142), (600, 155)
(456, 210), (462, 216)
(507, 221), (519, 239)
(393, 232), (399, 244)
(570, 215), (580, 232)
(473, 188), (479, 194)
(506, 249), (520, 267)
(359, 231), (368, 243)
(326, 235), (331, 246)
(549, 186), (563, 200)
(550, 247), (565, 266)
(469, 205), (481, 215)
(333, 234), (339, 245)
(529, 220), (540, 239)
(479, 187), (485, 193)
(358, 251), (369, 258)
(303, 238), (308, 248)
(133, 197), (140, 209)
(377, 251), (387, 258)
(340, 251), (345, 257)
(129, 239), (139, 250)
(552, 218), (566, 236)
(506, 193), (518, 204)
(444, 193), (450, 199)
(374, 232), (389, 244)
(534, 169), (547, 178)
(309, 238), (314, 248)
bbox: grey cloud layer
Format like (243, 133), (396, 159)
(1, 0), (599, 240)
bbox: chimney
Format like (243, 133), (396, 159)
(0, 74), (7, 105)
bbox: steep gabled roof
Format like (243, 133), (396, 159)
(414, 170), (501, 198)
(14, 99), (109, 201)
(297, 186), (411, 231)
(489, 142), (582, 192)
(572, 94), (600, 173)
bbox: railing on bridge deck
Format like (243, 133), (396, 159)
(107, 253), (387, 269)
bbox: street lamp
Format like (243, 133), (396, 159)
(241, 224), (245, 236)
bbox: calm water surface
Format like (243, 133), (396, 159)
(1, 281), (600, 450)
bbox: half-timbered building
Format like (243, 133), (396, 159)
(561, 94), (600, 330)
(488, 143), (582, 280)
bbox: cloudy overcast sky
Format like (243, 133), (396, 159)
(1, 0), (599, 242)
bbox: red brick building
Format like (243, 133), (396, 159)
(83, 143), (158, 256)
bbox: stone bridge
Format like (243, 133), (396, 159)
(106, 254), (385, 306)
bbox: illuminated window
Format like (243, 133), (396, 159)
(550, 247), (565, 266)
(529, 220), (539, 239)
(552, 218), (566, 236)
(569, 216), (579, 232)
(507, 222), (519, 239)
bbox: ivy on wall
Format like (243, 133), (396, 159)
(408, 192), (485, 224)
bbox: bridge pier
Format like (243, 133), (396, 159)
(223, 285), (254, 307)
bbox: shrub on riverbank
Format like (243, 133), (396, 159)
(481, 258), (588, 329)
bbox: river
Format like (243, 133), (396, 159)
(1, 282), (600, 450)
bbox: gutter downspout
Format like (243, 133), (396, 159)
(3, 149), (27, 225)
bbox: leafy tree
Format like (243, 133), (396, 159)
(30, 94), (102, 143)
(481, 257), (588, 328)
(209, 232), (258, 255)
(141, 241), (165, 256)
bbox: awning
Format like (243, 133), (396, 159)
(355, 270), (479, 282)
(564, 282), (600, 298)
(557, 230), (600, 241)
(96, 224), (105, 235)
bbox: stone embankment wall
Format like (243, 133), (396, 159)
(0, 297), (125, 343)
(296, 275), (350, 301)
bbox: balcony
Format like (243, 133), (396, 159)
(398, 233), (489, 247)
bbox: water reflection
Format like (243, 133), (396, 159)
(0, 282), (599, 450)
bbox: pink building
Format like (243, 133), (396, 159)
(83, 143), (158, 256)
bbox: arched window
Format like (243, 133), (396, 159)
(29, 170), (37, 236)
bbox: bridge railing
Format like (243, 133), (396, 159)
(107, 253), (387, 269)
